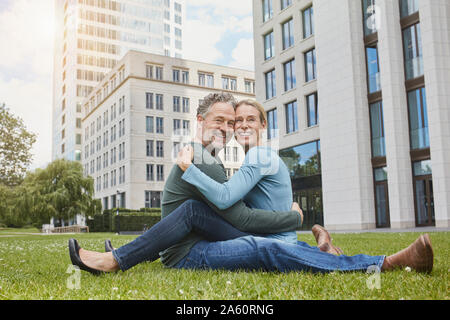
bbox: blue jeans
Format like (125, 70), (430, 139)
(113, 200), (251, 271)
(174, 237), (385, 273)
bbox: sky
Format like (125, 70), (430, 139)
(0, 0), (255, 171)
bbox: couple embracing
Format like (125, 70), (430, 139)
(69, 93), (433, 275)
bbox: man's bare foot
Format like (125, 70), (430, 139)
(312, 224), (344, 256)
(78, 249), (120, 272)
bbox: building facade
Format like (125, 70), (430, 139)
(253, 0), (450, 230)
(52, 0), (186, 163)
(82, 50), (255, 210)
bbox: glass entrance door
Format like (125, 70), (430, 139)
(294, 188), (323, 230)
(414, 175), (435, 226)
(374, 182), (390, 228)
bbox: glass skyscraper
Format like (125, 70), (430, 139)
(52, 0), (185, 161)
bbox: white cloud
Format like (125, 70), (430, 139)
(184, 18), (227, 63)
(0, 0), (54, 170)
(184, 3), (254, 67)
(0, 0), (54, 78)
(229, 38), (255, 71)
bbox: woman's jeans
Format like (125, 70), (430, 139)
(113, 199), (385, 273)
(174, 237), (385, 273)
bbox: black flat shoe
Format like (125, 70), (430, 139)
(68, 239), (104, 276)
(105, 239), (114, 252)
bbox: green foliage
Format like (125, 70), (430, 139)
(87, 210), (161, 232)
(0, 103), (37, 187)
(0, 159), (101, 227)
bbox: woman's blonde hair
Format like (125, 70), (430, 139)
(235, 99), (267, 126)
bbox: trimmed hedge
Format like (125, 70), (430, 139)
(87, 208), (162, 233)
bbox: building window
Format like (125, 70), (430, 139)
(264, 31), (274, 60)
(173, 119), (181, 134)
(267, 108), (278, 140)
(230, 78), (237, 91)
(183, 120), (190, 136)
(233, 147), (239, 162)
(182, 71), (189, 84)
(369, 101), (386, 157)
(362, 0), (378, 36)
(245, 80), (255, 94)
(146, 65), (153, 79)
(173, 96), (181, 112)
(222, 77), (229, 90)
(413, 159), (434, 226)
(156, 94), (164, 110)
(305, 48), (316, 82)
(279, 140), (321, 178)
(306, 92), (318, 127)
(285, 101), (298, 134)
(400, 0), (419, 18)
(156, 141), (164, 157)
(283, 59), (296, 91)
(281, 0), (292, 10)
(157, 165), (164, 181)
(263, 0), (273, 22)
(182, 97), (190, 113)
(76, 118), (82, 129)
(402, 23), (423, 80)
(173, 69), (180, 82)
(303, 6), (314, 38)
(146, 140), (154, 157)
(155, 66), (163, 80)
(173, 142), (181, 159)
(366, 44), (381, 93)
(207, 74), (214, 88)
(265, 69), (276, 100)
(145, 191), (161, 208)
(156, 117), (164, 134)
(408, 87), (429, 150)
(146, 116), (154, 133)
(282, 18), (294, 50)
(198, 73), (205, 86)
(146, 92), (153, 109)
(374, 167), (390, 228)
(146, 164), (154, 181)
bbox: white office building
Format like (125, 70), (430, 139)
(252, 0), (450, 230)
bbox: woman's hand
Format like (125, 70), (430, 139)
(291, 202), (304, 225)
(177, 145), (194, 172)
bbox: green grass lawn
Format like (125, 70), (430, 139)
(0, 229), (448, 300)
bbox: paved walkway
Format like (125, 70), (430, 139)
(297, 226), (450, 235)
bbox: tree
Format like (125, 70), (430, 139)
(0, 103), (37, 186)
(16, 159), (102, 227)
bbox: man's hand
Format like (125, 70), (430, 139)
(177, 145), (194, 172)
(291, 202), (304, 225)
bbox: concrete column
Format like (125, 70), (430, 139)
(315, 0), (376, 230)
(420, 0), (450, 227)
(377, 0), (416, 228)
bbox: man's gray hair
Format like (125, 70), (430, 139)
(197, 92), (237, 118)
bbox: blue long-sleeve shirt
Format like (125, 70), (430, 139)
(181, 146), (298, 244)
